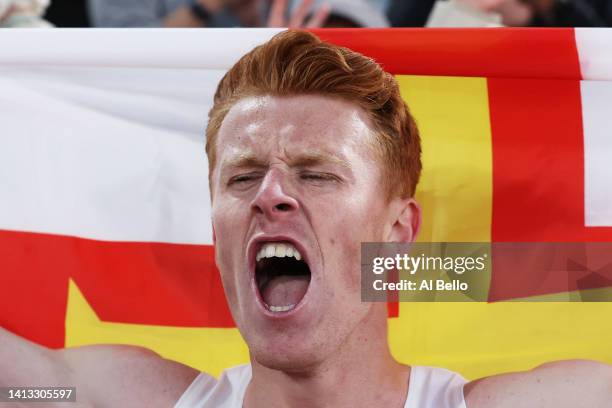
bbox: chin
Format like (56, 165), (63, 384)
(252, 347), (325, 373)
(248, 333), (330, 373)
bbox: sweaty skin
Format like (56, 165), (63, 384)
(1, 95), (611, 408)
(210, 94), (418, 407)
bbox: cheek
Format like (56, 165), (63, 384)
(315, 189), (388, 291)
(212, 204), (244, 270)
(321, 208), (372, 290)
(212, 198), (243, 235)
(211, 207), (244, 311)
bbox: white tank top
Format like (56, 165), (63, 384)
(174, 364), (467, 408)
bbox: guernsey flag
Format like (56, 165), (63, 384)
(1, 28), (612, 380)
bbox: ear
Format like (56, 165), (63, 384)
(388, 198), (421, 243)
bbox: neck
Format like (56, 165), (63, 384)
(244, 305), (411, 408)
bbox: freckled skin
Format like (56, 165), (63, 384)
(210, 94), (419, 407)
(212, 95), (395, 363)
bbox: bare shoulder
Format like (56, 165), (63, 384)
(60, 344), (200, 407)
(464, 360), (612, 408)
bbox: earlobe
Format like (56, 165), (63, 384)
(389, 198), (421, 243)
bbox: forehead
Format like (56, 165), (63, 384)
(215, 94), (377, 165)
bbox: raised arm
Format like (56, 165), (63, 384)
(465, 359), (612, 408)
(0, 326), (199, 406)
(0, 326), (69, 387)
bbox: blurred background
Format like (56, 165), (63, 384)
(0, 0), (610, 29)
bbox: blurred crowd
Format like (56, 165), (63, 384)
(1, 0), (611, 28)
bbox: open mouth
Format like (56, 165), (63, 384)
(255, 242), (311, 313)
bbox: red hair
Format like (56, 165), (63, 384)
(206, 30), (421, 199)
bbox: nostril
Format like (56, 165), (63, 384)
(275, 203), (293, 212)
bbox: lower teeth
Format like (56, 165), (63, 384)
(268, 304), (296, 313)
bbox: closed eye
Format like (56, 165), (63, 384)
(228, 172), (262, 186)
(299, 172), (340, 183)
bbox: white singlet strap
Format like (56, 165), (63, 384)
(174, 365), (251, 408)
(404, 365), (468, 408)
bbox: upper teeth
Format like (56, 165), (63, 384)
(256, 242), (302, 262)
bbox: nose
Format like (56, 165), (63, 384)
(250, 170), (299, 220)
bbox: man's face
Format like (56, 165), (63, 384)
(211, 94), (405, 370)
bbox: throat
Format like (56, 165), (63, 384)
(245, 356), (412, 408)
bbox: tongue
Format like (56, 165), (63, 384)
(261, 275), (309, 307)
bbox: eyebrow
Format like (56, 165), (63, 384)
(222, 154), (267, 171)
(221, 151), (352, 172)
(290, 152), (351, 170)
